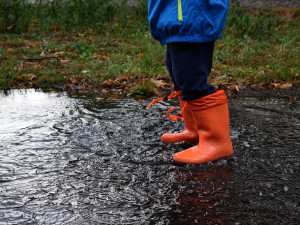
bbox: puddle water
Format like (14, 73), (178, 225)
(0, 89), (299, 224)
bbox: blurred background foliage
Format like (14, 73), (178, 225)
(0, 0), (299, 92)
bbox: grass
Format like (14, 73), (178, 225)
(0, 0), (299, 96)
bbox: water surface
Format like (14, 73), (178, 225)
(0, 89), (299, 224)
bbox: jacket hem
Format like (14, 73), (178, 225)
(160, 34), (222, 45)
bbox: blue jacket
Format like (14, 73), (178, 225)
(148, 0), (229, 45)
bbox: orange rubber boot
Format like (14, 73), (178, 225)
(161, 95), (198, 145)
(173, 90), (233, 164)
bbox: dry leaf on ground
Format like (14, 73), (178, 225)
(278, 83), (292, 89)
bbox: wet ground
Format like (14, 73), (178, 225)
(0, 88), (299, 224)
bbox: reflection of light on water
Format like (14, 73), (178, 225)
(0, 90), (76, 137)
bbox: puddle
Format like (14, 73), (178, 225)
(0, 89), (299, 224)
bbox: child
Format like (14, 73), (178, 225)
(147, 0), (233, 164)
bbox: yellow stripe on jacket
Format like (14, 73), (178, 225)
(178, 0), (183, 21)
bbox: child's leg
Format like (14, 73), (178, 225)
(167, 42), (216, 101)
(165, 45), (180, 91)
(160, 44), (200, 144)
(165, 42), (234, 164)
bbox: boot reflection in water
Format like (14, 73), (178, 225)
(173, 90), (234, 164)
(168, 166), (235, 224)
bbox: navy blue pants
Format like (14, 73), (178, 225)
(165, 42), (216, 101)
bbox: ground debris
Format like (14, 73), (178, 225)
(270, 83), (293, 89)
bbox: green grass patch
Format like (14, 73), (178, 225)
(0, 0), (299, 95)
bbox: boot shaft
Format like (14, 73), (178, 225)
(173, 90), (233, 164)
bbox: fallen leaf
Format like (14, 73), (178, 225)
(102, 79), (125, 88)
(154, 88), (161, 96)
(226, 85), (240, 92)
(15, 75), (23, 80)
(25, 62), (39, 65)
(81, 70), (89, 74)
(99, 88), (108, 94)
(6, 25), (13, 30)
(93, 52), (103, 58)
(100, 53), (107, 59)
(150, 78), (167, 89)
(270, 83), (281, 88)
(53, 51), (65, 56)
(278, 83), (292, 89)
(121, 76), (129, 82)
(20, 74), (37, 81)
(155, 74), (166, 80)
(28, 74), (36, 81)
(102, 79), (114, 87)
(69, 77), (81, 85)
(6, 49), (13, 54)
(25, 41), (43, 48)
(17, 62), (24, 71)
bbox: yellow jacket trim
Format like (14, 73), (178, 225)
(178, 0), (183, 21)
